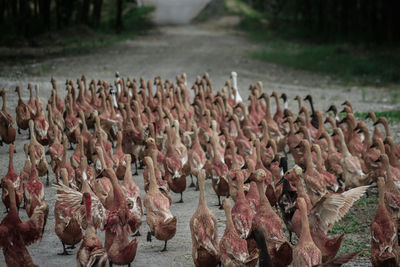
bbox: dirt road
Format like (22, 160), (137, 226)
(0, 18), (398, 266)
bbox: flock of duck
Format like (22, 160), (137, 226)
(0, 71), (399, 267)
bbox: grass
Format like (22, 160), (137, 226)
(232, 0), (400, 85)
(329, 194), (378, 257)
(354, 110), (400, 123)
(0, 5), (154, 58)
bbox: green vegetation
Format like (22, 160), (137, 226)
(0, 1), (154, 58)
(329, 194), (378, 257)
(354, 110), (400, 123)
(230, 0), (400, 85)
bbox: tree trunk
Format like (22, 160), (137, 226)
(80, 0), (90, 25)
(92, 0), (102, 28)
(116, 0), (123, 32)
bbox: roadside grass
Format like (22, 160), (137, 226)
(1, 6), (154, 58)
(329, 194), (378, 257)
(231, 0), (400, 86)
(354, 110), (400, 123)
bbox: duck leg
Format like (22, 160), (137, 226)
(109, 261), (113, 267)
(28, 129), (31, 140)
(18, 127), (21, 134)
(189, 174), (195, 187)
(58, 243), (70, 255)
(289, 231), (294, 245)
(133, 160), (138, 176)
(217, 196), (223, 209)
(69, 142), (73, 150)
(66, 244), (76, 249)
(161, 241), (168, 252)
(178, 193), (184, 203)
(147, 231), (152, 242)
(195, 178), (199, 191)
(46, 171), (49, 186)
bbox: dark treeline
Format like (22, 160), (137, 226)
(0, 0), (133, 38)
(244, 0), (400, 42)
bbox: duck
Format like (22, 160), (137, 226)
(375, 117), (400, 159)
(113, 130), (127, 180)
(54, 168), (83, 255)
(76, 192), (108, 267)
(206, 134), (229, 208)
(189, 124), (207, 189)
(303, 95), (318, 129)
(28, 120), (49, 184)
(293, 197), (322, 267)
(33, 97), (49, 146)
(103, 168), (138, 266)
(376, 154), (400, 227)
(333, 128), (371, 188)
(251, 169), (293, 267)
(246, 228), (275, 267)
(190, 169), (220, 267)
(0, 88), (16, 146)
(121, 154), (143, 235)
(15, 86), (31, 134)
(371, 176), (399, 267)
(164, 125), (186, 203)
(144, 156), (177, 252)
(24, 145), (49, 236)
(298, 139), (327, 205)
(2, 144), (23, 212)
(219, 198), (258, 267)
(0, 179), (46, 267)
(277, 165), (366, 263)
(231, 170), (255, 239)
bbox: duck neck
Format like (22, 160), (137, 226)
(148, 160), (158, 192)
(299, 202), (312, 243)
(274, 94), (281, 112)
(16, 87), (22, 101)
(198, 176), (206, 209)
(1, 91), (6, 111)
(304, 143), (313, 170)
(257, 181), (271, 209)
(123, 157), (133, 186)
(263, 96), (272, 120)
(382, 120), (391, 137)
(378, 180), (385, 206)
(7, 183), (18, 215)
(8, 146), (14, 172)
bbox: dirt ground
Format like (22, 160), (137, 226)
(0, 17), (399, 266)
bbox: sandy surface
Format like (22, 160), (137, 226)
(0, 18), (399, 266)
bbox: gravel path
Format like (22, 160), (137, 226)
(0, 18), (399, 266)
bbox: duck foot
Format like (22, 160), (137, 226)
(58, 244), (71, 255)
(66, 245), (76, 249)
(46, 171), (50, 186)
(147, 231), (152, 242)
(161, 241), (168, 252)
(177, 193), (184, 203)
(109, 261), (113, 267)
(133, 231), (141, 237)
(195, 180), (199, 191)
(189, 174), (195, 187)
(219, 205), (223, 210)
(69, 142), (73, 150)
(18, 128), (21, 134)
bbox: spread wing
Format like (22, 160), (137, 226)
(310, 185), (369, 233)
(53, 183), (105, 230)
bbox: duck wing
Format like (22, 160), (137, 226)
(309, 185), (369, 233)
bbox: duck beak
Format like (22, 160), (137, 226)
(295, 130), (301, 135)
(331, 132), (336, 137)
(276, 177), (286, 187)
(294, 144), (300, 149)
(341, 101), (346, 105)
(241, 165), (247, 170)
(373, 121), (379, 126)
(324, 118), (329, 124)
(244, 178), (251, 184)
